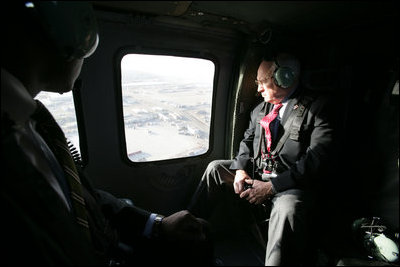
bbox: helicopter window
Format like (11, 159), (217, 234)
(120, 54), (215, 162)
(35, 91), (80, 154)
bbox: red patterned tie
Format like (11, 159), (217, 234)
(260, 103), (283, 155)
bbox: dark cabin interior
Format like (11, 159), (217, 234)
(80, 1), (399, 265)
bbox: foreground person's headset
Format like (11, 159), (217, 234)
(24, 1), (99, 61)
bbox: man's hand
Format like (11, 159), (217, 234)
(160, 210), (208, 241)
(239, 179), (275, 204)
(234, 170), (251, 194)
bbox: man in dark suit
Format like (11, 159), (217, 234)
(1, 2), (211, 265)
(188, 52), (336, 265)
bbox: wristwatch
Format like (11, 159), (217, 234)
(152, 214), (164, 238)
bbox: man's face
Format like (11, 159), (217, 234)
(43, 53), (84, 94)
(256, 60), (291, 104)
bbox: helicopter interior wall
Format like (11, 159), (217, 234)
(322, 23), (399, 231)
(316, 22), (398, 242)
(294, 21), (400, 253)
(78, 9), (244, 215)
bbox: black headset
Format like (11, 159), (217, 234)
(262, 50), (296, 89)
(272, 55), (296, 89)
(24, 1), (99, 61)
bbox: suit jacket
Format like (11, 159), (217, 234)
(1, 105), (152, 266)
(230, 87), (335, 192)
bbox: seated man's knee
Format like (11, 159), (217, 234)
(273, 190), (305, 219)
(204, 160), (234, 185)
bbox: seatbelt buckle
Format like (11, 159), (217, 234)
(261, 157), (281, 181)
(261, 172), (277, 181)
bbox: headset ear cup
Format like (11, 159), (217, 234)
(274, 66), (295, 89)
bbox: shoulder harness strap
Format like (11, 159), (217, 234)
(271, 91), (316, 157)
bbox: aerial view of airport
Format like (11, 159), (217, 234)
(122, 67), (213, 162)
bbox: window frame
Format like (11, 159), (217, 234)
(115, 48), (219, 165)
(71, 84), (89, 166)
